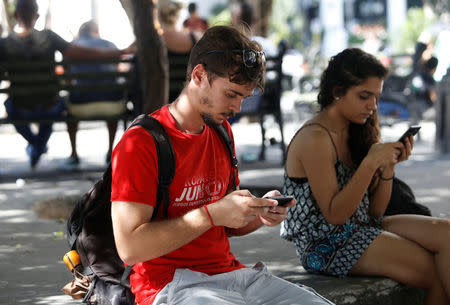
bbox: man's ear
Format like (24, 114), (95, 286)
(191, 64), (207, 86)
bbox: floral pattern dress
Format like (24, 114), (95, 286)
(281, 136), (384, 276)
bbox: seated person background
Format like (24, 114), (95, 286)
(410, 56), (438, 122)
(228, 1), (278, 124)
(0, 0), (129, 169)
(65, 20), (125, 166)
(158, 0), (202, 103)
(127, 0), (202, 112)
(182, 2), (209, 33)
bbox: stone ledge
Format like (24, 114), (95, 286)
(280, 270), (425, 305)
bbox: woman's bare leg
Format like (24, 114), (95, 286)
(348, 220), (449, 305)
(382, 214), (450, 297)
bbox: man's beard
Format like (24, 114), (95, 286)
(201, 112), (221, 129)
(200, 96), (236, 128)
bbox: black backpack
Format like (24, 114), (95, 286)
(62, 114), (237, 305)
(385, 176), (431, 216)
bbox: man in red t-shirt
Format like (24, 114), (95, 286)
(111, 26), (333, 305)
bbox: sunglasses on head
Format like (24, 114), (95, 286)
(202, 49), (266, 68)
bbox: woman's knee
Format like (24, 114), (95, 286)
(382, 215), (450, 253)
(351, 232), (439, 289)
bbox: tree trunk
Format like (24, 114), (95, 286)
(2, 0), (16, 34)
(121, 0), (168, 114)
(44, 0), (52, 29)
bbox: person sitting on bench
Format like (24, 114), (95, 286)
(65, 20), (125, 167)
(0, 0), (131, 169)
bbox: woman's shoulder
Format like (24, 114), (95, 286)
(164, 30), (199, 53)
(289, 121), (335, 156)
(293, 121), (332, 144)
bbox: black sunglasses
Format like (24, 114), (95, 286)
(202, 49), (266, 68)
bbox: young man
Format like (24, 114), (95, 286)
(111, 26), (333, 305)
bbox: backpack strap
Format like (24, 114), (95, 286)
(213, 123), (238, 191)
(129, 114), (175, 220)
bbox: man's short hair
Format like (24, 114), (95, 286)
(78, 20), (98, 37)
(15, 0), (38, 27)
(187, 26), (265, 91)
(188, 2), (197, 14)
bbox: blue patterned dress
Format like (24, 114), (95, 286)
(280, 127), (384, 277)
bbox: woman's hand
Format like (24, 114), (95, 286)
(397, 135), (414, 162)
(366, 141), (404, 169)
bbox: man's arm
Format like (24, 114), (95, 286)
(111, 200), (212, 266)
(63, 44), (122, 60)
(112, 190), (278, 265)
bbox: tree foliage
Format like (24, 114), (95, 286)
(394, 7), (436, 54)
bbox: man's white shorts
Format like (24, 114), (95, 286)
(152, 262), (334, 305)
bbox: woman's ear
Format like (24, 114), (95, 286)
(332, 86), (343, 100)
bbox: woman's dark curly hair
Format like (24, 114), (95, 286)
(317, 48), (389, 167)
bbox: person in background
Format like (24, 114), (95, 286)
(230, 1), (277, 57)
(158, 0), (202, 102)
(0, 0), (131, 169)
(228, 1), (277, 126)
(182, 2), (208, 33)
(65, 21), (125, 167)
(281, 48), (450, 305)
(411, 56), (439, 122)
(111, 25), (334, 305)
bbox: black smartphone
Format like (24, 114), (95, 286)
(264, 195), (295, 206)
(398, 125), (421, 143)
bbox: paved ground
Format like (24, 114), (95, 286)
(0, 111), (449, 304)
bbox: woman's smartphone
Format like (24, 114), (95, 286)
(398, 125), (421, 143)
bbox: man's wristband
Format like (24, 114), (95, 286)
(203, 205), (215, 227)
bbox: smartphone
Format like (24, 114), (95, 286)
(264, 195), (295, 206)
(398, 125), (421, 143)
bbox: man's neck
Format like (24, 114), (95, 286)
(15, 27), (34, 37)
(168, 96), (205, 134)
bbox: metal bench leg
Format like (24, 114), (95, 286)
(258, 116), (266, 161)
(276, 111), (286, 163)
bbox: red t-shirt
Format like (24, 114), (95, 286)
(183, 17), (208, 32)
(111, 105), (244, 305)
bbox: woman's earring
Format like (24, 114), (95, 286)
(335, 97), (340, 101)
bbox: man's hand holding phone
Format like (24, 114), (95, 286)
(264, 195), (295, 206)
(258, 193), (295, 226)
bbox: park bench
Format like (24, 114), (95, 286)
(0, 57), (135, 129)
(168, 54), (190, 104)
